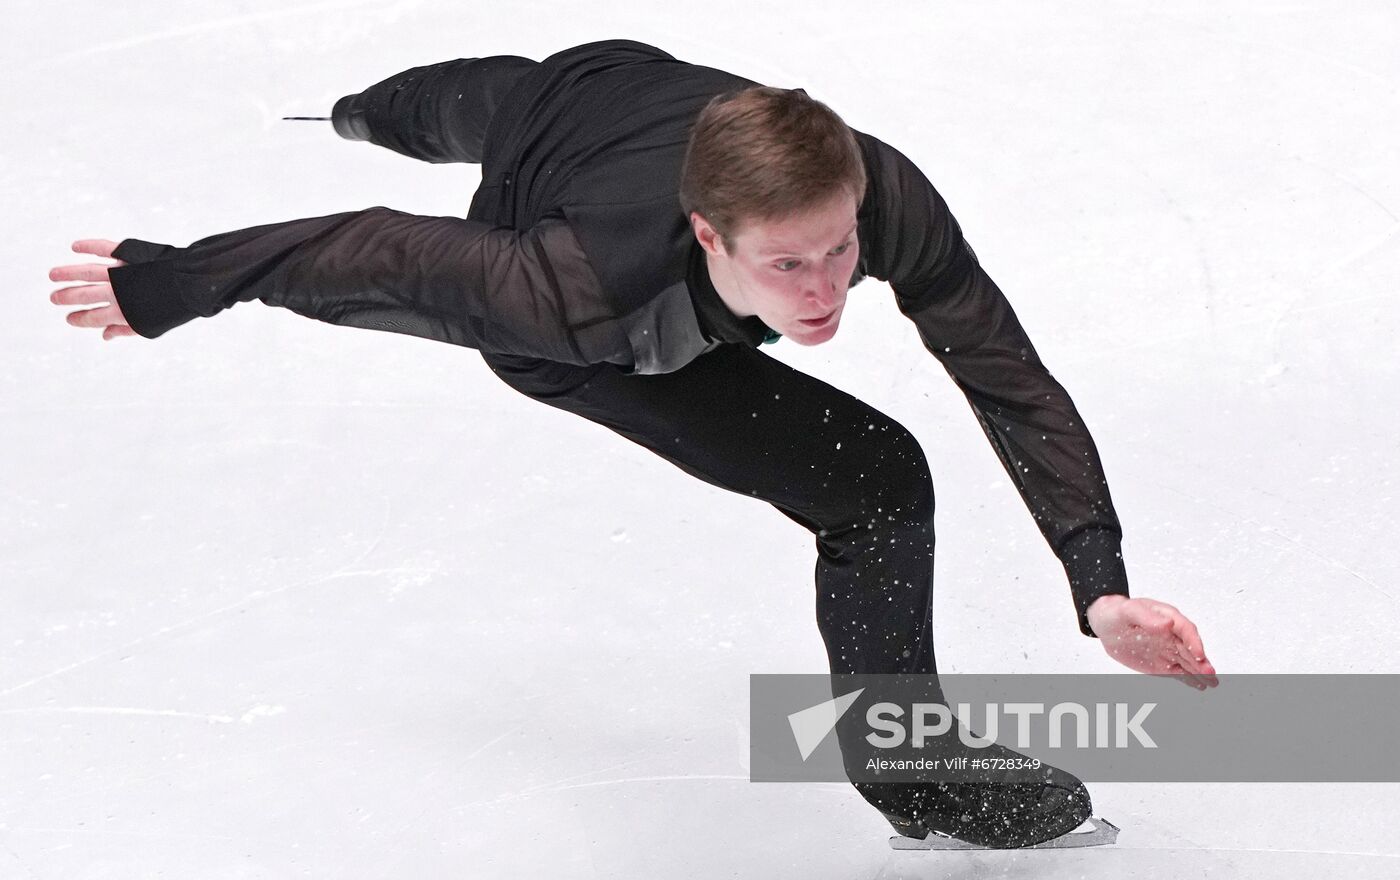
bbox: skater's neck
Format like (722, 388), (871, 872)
(703, 249), (755, 319)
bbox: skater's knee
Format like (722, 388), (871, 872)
(854, 428), (934, 525)
(815, 425), (934, 543)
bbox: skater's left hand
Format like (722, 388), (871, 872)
(1086, 595), (1218, 690)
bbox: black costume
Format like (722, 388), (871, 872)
(109, 39), (1125, 845)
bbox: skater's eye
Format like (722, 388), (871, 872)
(775, 242), (851, 272)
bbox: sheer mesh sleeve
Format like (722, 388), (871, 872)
(855, 131), (1129, 635)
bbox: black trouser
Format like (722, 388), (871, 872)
(482, 344), (939, 678)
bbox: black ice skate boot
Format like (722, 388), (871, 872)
(856, 760), (1092, 849)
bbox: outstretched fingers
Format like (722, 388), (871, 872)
(49, 263), (114, 284)
(65, 303), (124, 329)
(51, 283), (112, 306)
(51, 239), (124, 283)
(72, 239), (120, 259)
(1147, 607), (1217, 690)
(50, 239), (137, 339)
(1169, 617), (1218, 687)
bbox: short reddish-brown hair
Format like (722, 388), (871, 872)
(679, 86), (866, 251)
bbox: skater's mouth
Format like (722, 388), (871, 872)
(798, 309), (836, 328)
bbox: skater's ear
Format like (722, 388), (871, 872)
(690, 211), (732, 257)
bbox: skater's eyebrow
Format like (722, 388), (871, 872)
(761, 223), (858, 257)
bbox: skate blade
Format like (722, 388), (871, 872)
(889, 816), (1119, 851)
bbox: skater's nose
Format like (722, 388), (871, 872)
(802, 266), (843, 312)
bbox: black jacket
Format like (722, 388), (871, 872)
(108, 39), (1130, 634)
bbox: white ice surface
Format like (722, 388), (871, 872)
(5, 1), (1399, 877)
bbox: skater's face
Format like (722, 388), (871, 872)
(692, 191), (860, 346)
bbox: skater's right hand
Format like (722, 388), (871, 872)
(50, 239), (136, 341)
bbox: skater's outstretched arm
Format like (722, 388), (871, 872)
(856, 133), (1218, 686)
(855, 133), (1218, 687)
(331, 55), (537, 164)
(856, 131), (1128, 635)
(48, 210), (630, 366)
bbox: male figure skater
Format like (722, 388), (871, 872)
(50, 39), (1216, 847)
